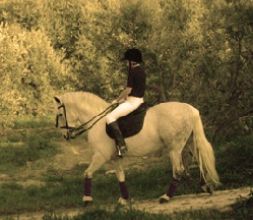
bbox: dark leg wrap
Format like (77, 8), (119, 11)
(119, 181), (129, 200)
(166, 178), (180, 198)
(84, 177), (92, 196)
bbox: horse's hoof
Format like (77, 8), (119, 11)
(201, 184), (214, 195)
(82, 196), (93, 207)
(159, 194), (170, 204)
(118, 197), (128, 206)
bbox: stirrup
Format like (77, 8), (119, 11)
(116, 145), (127, 158)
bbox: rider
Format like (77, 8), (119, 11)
(106, 48), (146, 158)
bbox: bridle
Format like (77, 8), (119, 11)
(55, 102), (117, 140)
(56, 103), (72, 129)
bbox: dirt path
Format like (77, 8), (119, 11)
(3, 186), (251, 220)
(134, 186), (251, 215)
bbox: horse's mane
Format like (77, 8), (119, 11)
(61, 91), (109, 114)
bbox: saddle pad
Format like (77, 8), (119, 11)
(106, 103), (148, 138)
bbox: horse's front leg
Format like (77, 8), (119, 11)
(83, 152), (107, 204)
(115, 161), (129, 206)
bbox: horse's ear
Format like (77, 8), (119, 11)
(54, 96), (62, 104)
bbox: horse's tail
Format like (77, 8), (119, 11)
(191, 107), (220, 186)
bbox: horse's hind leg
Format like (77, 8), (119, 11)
(159, 149), (185, 203)
(83, 152), (107, 204)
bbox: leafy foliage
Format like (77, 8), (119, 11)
(0, 0), (252, 139)
(0, 0), (42, 30)
(0, 23), (73, 129)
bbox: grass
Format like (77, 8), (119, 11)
(0, 132), (60, 172)
(0, 116), (61, 173)
(216, 135), (253, 189)
(0, 163), (190, 215)
(13, 115), (54, 129)
(0, 116), (252, 219)
(231, 190), (253, 220)
(0, 152), (251, 216)
(42, 208), (230, 220)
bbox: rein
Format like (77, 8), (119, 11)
(56, 103), (117, 140)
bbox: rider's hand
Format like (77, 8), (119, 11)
(111, 99), (118, 104)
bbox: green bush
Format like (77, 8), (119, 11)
(0, 23), (72, 129)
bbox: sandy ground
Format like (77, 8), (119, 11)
(134, 187), (251, 214)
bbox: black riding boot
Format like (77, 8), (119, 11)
(107, 121), (127, 158)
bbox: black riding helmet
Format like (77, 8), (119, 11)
(121, 48), (143, 63)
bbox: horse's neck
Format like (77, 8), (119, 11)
(79, 101), (109, 123)
(64, 92), (109, 123)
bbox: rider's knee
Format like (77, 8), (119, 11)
(105, 114), (115, 124)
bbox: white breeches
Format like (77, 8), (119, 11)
(106, 96), (144, 124)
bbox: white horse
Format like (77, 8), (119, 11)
(54, 91), (220, 205)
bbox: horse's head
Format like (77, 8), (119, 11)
(54, 96), (77, 140)
(54, 92), (110, 140)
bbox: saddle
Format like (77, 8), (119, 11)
(106, 103), (148, 138)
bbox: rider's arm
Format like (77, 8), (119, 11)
(116, 87), (132, 102)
